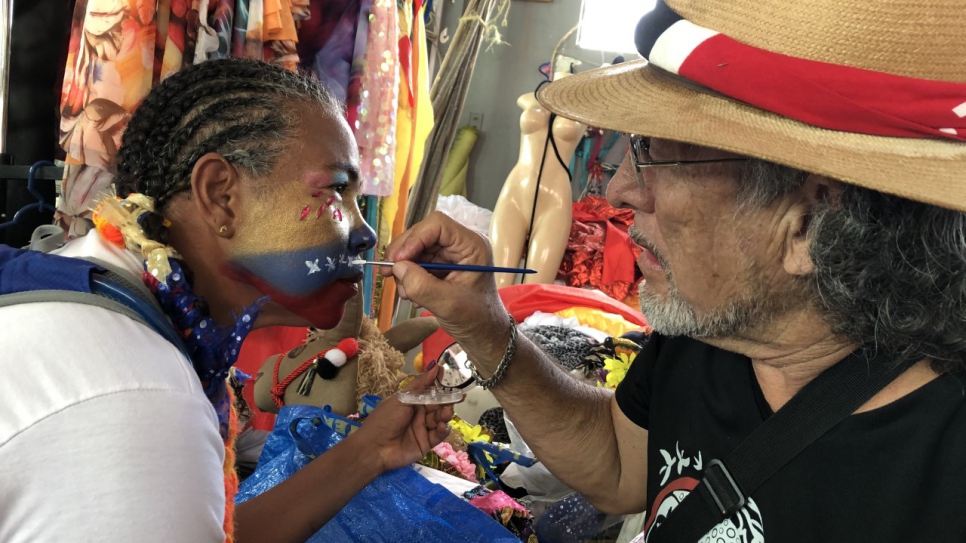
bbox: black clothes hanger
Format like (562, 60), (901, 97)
(0, 160), (57, 231)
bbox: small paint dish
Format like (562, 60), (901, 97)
(397, 387), (465, 405)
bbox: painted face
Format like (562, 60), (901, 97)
(607, 138), (795, 338)
(225, 108), (376, 329)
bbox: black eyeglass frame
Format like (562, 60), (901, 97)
(628, 135), (751, 189)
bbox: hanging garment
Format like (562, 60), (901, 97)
(376, 0), (433, 327)
(353, 0), (399, 196)
(57, 0), (401, 234)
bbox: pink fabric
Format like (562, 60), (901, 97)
(467, 490), (531, 517)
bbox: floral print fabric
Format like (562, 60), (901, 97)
(58, 0), (401, 236)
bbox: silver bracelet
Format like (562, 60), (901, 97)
(469, 313), (517, 390)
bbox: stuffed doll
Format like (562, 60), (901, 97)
(253, 289), (440, 415)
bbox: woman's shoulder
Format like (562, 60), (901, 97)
(0, 300), (210, 446)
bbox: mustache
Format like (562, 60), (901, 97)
(628, 226), (669, 270)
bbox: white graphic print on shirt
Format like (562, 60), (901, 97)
(639, 442), (765, 543)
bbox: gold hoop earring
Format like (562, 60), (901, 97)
(219, 225), (228, 234)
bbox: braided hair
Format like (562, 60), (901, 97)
(115, 58), (342, 215)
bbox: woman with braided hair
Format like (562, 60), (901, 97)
(0, 58), (453, 542)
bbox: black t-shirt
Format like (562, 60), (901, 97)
(615, 334), (966, 542)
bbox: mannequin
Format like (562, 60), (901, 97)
(489, 73), (586, 289)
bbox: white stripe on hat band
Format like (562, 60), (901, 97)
(649, 20), (720, 75)
(954, 102), (966, 118)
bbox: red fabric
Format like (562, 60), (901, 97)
(397, 36), (414, 107)
(680, 33), (966, 141)
(421, 283), (647, 365)
(559, 196), (643, 302)
(234, 326), (310, 432)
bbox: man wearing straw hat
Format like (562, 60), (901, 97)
(385, 0), (966, 540)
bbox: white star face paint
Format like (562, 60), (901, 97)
(306, 259), (321, 275)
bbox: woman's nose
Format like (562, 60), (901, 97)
(348, 221), (377, 254)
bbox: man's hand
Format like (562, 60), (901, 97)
(354, 367), (455, 472)
(382, 212), (510, 371)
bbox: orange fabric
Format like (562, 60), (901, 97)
(377, 0), (432, 330)
(223, 391), (241, 542)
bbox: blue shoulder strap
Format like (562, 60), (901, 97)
(0, 244), (191, 360)
(0, 244), (100, 294)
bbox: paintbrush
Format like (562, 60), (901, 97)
(351, 260), (537, 275)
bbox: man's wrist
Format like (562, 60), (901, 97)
(467, 313), (517, 390)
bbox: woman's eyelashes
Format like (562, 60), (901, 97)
(310, 184), (347, 199)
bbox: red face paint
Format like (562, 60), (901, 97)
(298, 205), (311, 220)
(332, 208), (343, 221)
(222, 263), (361, 329)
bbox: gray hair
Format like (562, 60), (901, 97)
(736, 159), (966, 372)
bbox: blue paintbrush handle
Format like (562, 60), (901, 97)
(417, 262), (537, 274)
(358, 260), (536, 274)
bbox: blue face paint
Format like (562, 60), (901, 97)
(231, 242), (365, 297)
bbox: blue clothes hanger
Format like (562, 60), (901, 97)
(0, 160), (58, 231)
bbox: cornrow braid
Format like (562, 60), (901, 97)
(115, 58), (342, 213)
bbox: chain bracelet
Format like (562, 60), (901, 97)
(469, 313), (517, 390)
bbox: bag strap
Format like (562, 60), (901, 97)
(0, 268), (190, 362)
(650, 347), (914, 543)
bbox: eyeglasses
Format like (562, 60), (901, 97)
(628, 135), (751, 189)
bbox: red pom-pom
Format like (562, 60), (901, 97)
(336, 338), (359, 358)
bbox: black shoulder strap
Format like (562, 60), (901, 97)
(649, 347), (914, 543)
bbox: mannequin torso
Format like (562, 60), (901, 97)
(489, 76), (586, 288)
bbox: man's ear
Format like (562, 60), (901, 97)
(190, 152), (241, 237)
(783, 174), (839, 277)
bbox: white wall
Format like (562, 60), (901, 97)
(438, 0), (628, 210)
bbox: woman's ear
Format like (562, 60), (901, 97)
(782, 174), (839, 277)
(190, 152), (241, 237)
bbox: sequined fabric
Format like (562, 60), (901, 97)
(352, 0), (399, 196)
(144, 259), (265, 439)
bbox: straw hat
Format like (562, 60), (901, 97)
(537, 0), (966, 211)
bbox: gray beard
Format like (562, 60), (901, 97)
(638, 266), (790, 339)
(628, 226), (801, 339)
(639, 280), (753, 338)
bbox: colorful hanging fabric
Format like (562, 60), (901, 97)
(304, 0), (362, 103)
(59, 0), (156, 236)
(376, 0), (434, 327)
(192, 0), (236, 63)
(262, 0), (300, 70)
(57, 0), (394, 237)
(352, 0), (399, 196)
